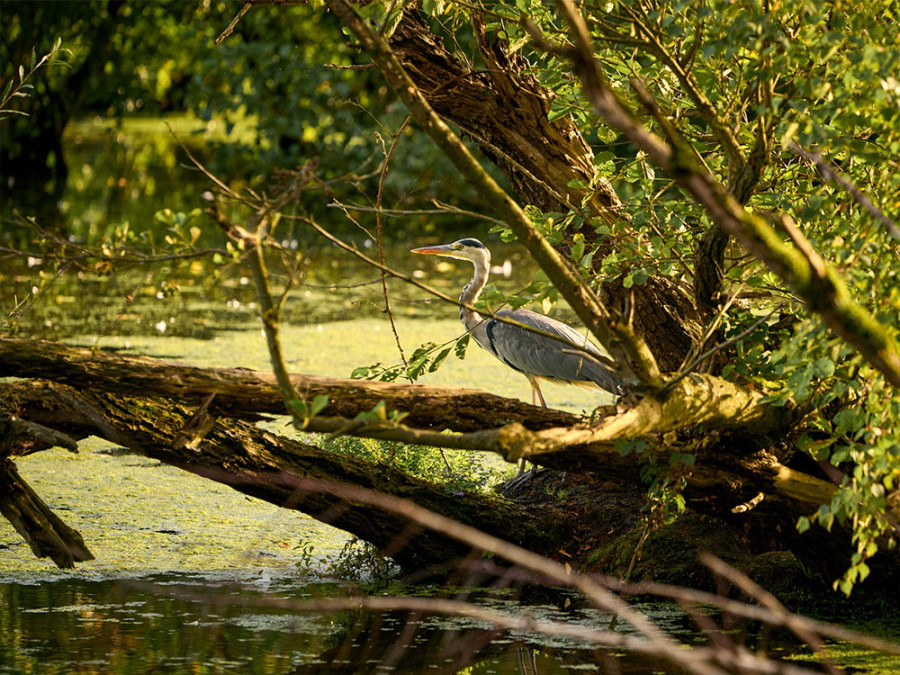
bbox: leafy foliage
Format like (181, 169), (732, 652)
(351, 334), (471, 382)
(0, 0), (482, 236)
(325, 434), (514, 495)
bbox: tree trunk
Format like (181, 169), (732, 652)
(0, 337), (581, 432)
(0, 380), (565, 572)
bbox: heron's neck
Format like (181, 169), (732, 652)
(459, 260), (489, 332)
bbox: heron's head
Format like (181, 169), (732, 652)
(411, 238), (490, 266)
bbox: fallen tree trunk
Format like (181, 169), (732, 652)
(0, 377), (871, 583)
(0, 380), (564, 572)
(3, 337), (897, 586)
(0, 337), (581, 432)
(0, 337), (813, 505)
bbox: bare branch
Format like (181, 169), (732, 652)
(208, 471), (725, 675)
(215, 2), (252, 46)
(375, 118), (412, 378)
(700, 553), (843, 675)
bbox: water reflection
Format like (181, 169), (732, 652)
(2, 575), (335, 674)
(0, 573), (696, 674)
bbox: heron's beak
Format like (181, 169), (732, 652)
(410, 244), (454, 256)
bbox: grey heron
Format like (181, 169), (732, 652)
(411, 238), (622, 410)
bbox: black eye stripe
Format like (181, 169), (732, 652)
(457, 238), (484, 248)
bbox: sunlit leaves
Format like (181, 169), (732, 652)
(454, 333), (469, 360)
(351, 334), (473, 383)
(288, 393), (331, 430)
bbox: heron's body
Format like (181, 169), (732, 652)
(412, 238), (622, 405)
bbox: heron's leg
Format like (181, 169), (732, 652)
(518, 376), (547, 477)
(518, 379), (543, 475)
(532, 379), (547, 408)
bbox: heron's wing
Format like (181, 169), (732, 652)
(472, 308), (622, 394)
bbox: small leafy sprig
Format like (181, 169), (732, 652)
(351, 334), (470, 383)
(287, 394), (331, 430)
(0, 38), (68, 123)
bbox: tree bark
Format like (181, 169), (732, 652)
(0, 457), (94, 568)
(0, 337), (580, 433)
(0, 380), (569, 572)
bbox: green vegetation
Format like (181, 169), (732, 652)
(0, 0), (483, 235)
(325, 435), (516, 495)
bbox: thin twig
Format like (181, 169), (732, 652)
(196, 470), (729, 675)
(375, 118), (412, 379)
(324, 200), (507, 225)
(701, 553), (844, 675)
(324, 62), (377, 70)
(666, 308), (778, 391)
(215, 2), (252, 46)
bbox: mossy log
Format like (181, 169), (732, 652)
(0, 380), (564, 572)
(0, 337), (579, 432)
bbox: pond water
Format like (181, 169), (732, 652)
(2, 117), (898, 673)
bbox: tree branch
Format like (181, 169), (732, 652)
(0, 336), (580, 432)
(788, 141), (900, 241)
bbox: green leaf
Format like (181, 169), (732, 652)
(455, 334), (470, 359)
(350, 366), (370, 379)
(287, 398), (308, 418)
(614, 438), (646, 457)
(421, 0), (444, 16)
(429, 347), (452, 373)
(310, 394), (330, 416)
(811, 356), (835, 378)
(797, 516), (810, 533)
(570, 234), (585, 262)
(833, 407), (866, 435)
(407, 355), (429, 380)
(547, 106), (570, 123)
